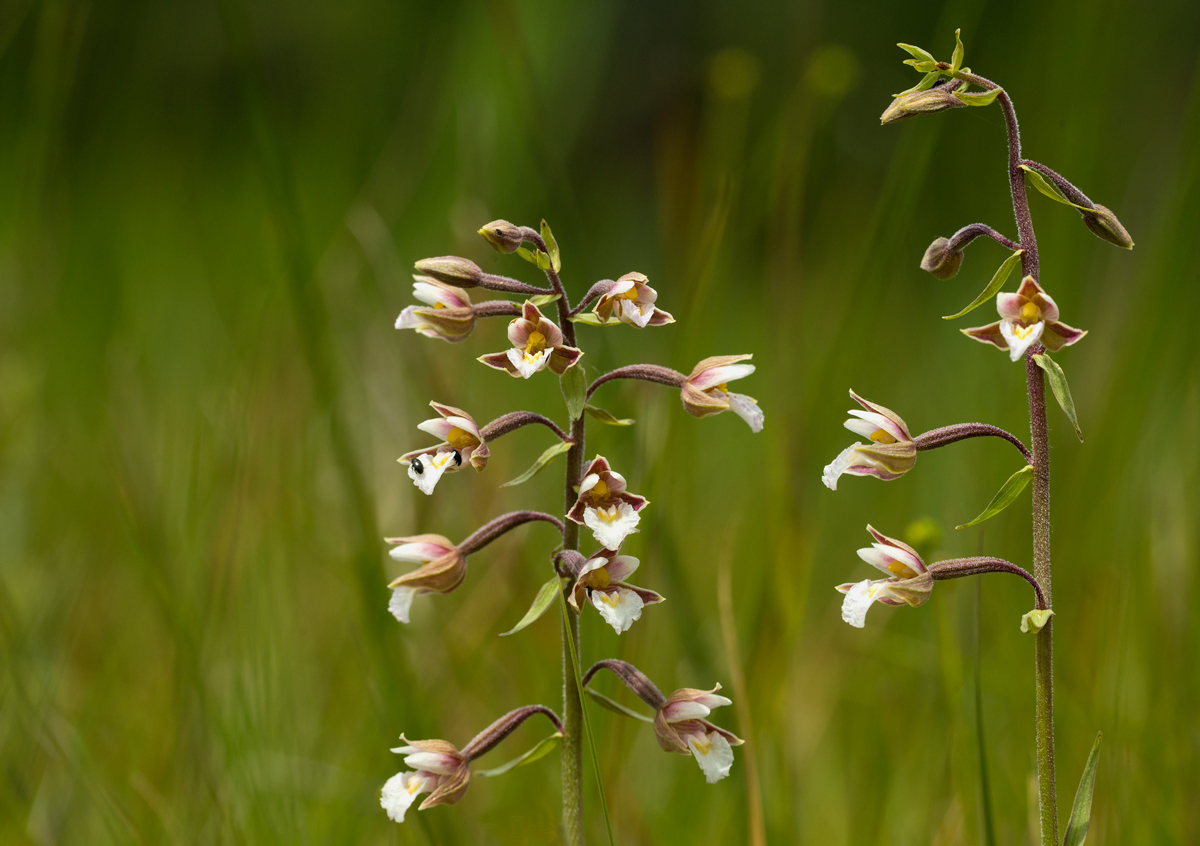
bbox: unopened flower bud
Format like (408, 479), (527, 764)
(880, 84), (967, 125)
(1080, 204), (1133, 250)
(478, 219), (524, 253)
(920, 237), (963, 280)
(413, 256), (483, 288)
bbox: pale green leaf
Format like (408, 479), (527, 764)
(534, 249), (551, 271)
(943, 249), (1024, 320)
(950, 28), (964, 73)
(957, 464), (1034, 529)
(584, 404), (634, 426)
(501, 440), (573, 488)
(499, 576), (565, 636)
(1020, 608), (1055, 634)
(516, 245), (538, 265)
(953, 87), (1002, 107)
(474, 732), (563, 777)
(585, 689), (654, 723)
(540, 219), (561, 273)
(902, 58), (939, 73)
(1020, 165), (1089, 210)
(897, 42), (937, 65)
(560, 366), (587, 421)
(527, 293), (562, 308)
(894, 70), (941, 97)
(568, 312), (612, 326)
(1062, 732), (1103, 846)
(1034, 353), (1083, 442)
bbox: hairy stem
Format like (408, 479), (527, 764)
(561, 390), (587, 844)
(472, 300), (523, 319)
(457, 511), (565, 556)
(480, 411), (572, 443)
(1018, 160), (1097, 209)
(586, 364), (687, 400)
(946, 222), (1021, 253)
(478, 272), (556, 297)
(928, 556), (1048, 609)
(914, 423), (1032, 463)
(581, 659), (666, 710)
(568, 281), (617, 317)
(461, 705), (564, 761)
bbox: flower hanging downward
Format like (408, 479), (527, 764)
(567, 456), (649, 550)
(822, 390), (916, 490)
(478, 301), (583, 379)
(680, 354), (764, 432)
(380, 736), (470, 823)
(400, 403), (490, 495)
(963, 275), (1086, 362)
(395, 277), (476, 342)
(836, 526), (933, 628)
(592, 272), (675, 328)
(568, 548), (664, 634)
(653, 685), (744, 784)
(386, 535), (467, 624)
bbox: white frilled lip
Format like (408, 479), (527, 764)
(413, 279), (471, 309)
(507, 301), (565, 349)
(386, 535), (456, 564)
(999, 318), (1046, 361)
(688, 361), (756, 391)
(863, 525), (926, 574)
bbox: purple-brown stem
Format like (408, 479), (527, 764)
(472, 300), (523, 319)
(568, 280), (617, 317)
(461, 705), (565, 761)
(582, 659), (666, 710)
(929, 556), (1048, 610)
(1018, 160), (1097, 209)
(480, 412), (572, 444)
(946, 222), (1021, 253)
(586, 364), (687, 400)
(914, 423), (1032, 463)
(479, 272), (556, 297)
(457, 511), (565, 556)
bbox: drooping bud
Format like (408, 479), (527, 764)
(478, 219), (525, 253)
(880, 83), (968, 125)
(413, 256), (484, 288)
(920, 236), (963, 280)
(1080, 204), (1134, 250)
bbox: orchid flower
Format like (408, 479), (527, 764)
(836, 526), (933, 628)
(592, 272), (675, 328)
(568, 548), (664, 633)
(822, 390), (917, 490)
(478, 301), (583, 379)
(653, 685), (744, 784)
(395, 277), (475, 342)
(400, 403), (490, 495)
(380, 736), (470, 823)
(386, 535), (467, 624)
(680, 354), (764, 432)
(567, 456), (649, 550)
(963, 275), (1087, 361)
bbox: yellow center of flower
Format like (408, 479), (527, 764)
(446, 427), (479, 448)
(433, 302), (446, 309)
(693, 738), (711, 755)
(431, 452), (454, 469)
(1019, 301), (1040, 323)
(886, 559), (915, 579)
(597, 591), (619, 607)
(525, 331), (547, 354)
(590, 568), (611, 589)
(594, 505), (623, 524)
(620, 287), (640, 301)
(588, 479), (611, 502)
(870, 429), (897, 444)
(407, 779), (422, 794)
(1013, 323), (1038, 340)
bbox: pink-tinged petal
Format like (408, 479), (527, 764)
(616, 492), (649, 512)
(521, 301), (544, 324)
(578, 472), (602, 495)
(417, 419), (456, 439)
(395, 307), (423, 330)
(478, 351), (521, 376)
(996, 291), (1026, 319)
(857, 546), (900, 576)
(606, 469), (629, 492)
(537, 317), (565, 348)
(864, 526), (925, 572)
(620, 582), (665, 606)
(403, 752), (461, 776)
(388, 539), (454, 563)
(663, 700), (712, 722)
(962, 321), (1009, 350)
(1042, 320), (1087, 352)
(507, 317), (533, 348)
(686, 354), (753, 382)
(999, 318), (1045, 361)
(847, 390), (911, 440)
(1032, 289), (1060, 322)
(582, 456), (614, 478)
(604, 555), (640, 582)
(647, 307), (675, 326)
(846, 410), (905, 443)
(690, 363), (756, 391)
(1015, 275), (1043, 302)
(726, 392), (764, 433)
(576, 555), (610, 581)
(548, 345), (583, 376)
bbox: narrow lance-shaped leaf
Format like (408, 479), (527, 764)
(585, 688), (654, 723)
(540, 219), (561, 273)
(897, 42), (937, 66)
(568, 312), (612, 327)
(527, 293), (562, 308)
(957, 464), (1034, 529)
(894, 70), (941, 97)
(943, 249), (1024, 320)
(950, 28), (964, 73)
(499, 575), (565, 636)
(1062, 732), (1103, 846)
(474, 733), (563, 777)
(584, 404), (635, 426)
(1019, 165), (1089, 210)
(501, 440), (574, 488)
(560, 365), (587, 421)
(953, 87), (1003, 107)
(1034, 353), (1084, 442)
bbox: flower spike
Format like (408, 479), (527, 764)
(680, 354), (764, 432)
(567, 456), (649, 551)
(395, 277), (475, 342)
(822, 390), (917, 490)
(653, 685), (744, 784)
(568, 548), (664, 633)
(835, 526), (933, 628)
(478, 301), (583, 379)
(400, 403), (490, 495)
(963, 275), (1087, 361)
(385, 535), (467, 624)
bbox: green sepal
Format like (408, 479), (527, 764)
(560, 365), (588, 421)
(1062, 732), (1103, 846)
(943, 248), (1024, 320)
(903, 58), (939, 73)
(950, 28), (965, 73)
(540, 219), (562, 273)
(527, 293), (562, 308)
(1019, 165), (1090, 210)
(474, 732), (563, 777)
(956, 464), (1034, 529)
(1034, 353), (1084, 442)
(568, 312), (613, 327)
(953, 87), (1002, 107)
(897, 43), (937, 66)
(516, 245), (552, 270)
(501, 440), (574, 488)
(585, 688), (654, 723)
(894, 70), (941, 97)
(499, 575), (565, 636)
(584, 404), (634, 426)
(1020, 608), (1055, 634)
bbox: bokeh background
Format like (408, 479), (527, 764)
(3, 0), (1198, 843)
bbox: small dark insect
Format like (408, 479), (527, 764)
(451, 449), (463, 466)
(410, 457), (424, 474)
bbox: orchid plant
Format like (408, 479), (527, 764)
(825, 30), (1128, 846)
(384, 219), (762, 842)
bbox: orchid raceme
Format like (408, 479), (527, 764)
(386, 535), (467, 624)
(395, 276), (476, 342)
(400, 402), (489, 494)
(963, 275), (1087, 362)
(380, 736), (471, 823)
(680, 354), (765, 432)
(478, 301), (583, 378)
(568, 548), (664, 634)
(567, 455), (649, 550)
(836, 526), (933, 628)
(592, 272), (675, 328)
(822, 390), (916, 490)
(653, 685), (744, 784)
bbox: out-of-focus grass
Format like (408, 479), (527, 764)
(1, 0), (1197, 843)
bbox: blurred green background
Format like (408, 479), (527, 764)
(2, 0), (1198, 842)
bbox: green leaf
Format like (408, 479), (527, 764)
(1020, 608), (1055, 634)
(534, 249), (551, 271)
(527, 293), (561, 308)
(943, 249), (1024, 320)
(560, 366), (587, 421)
(897, 42), (937, 66)
(584, 404), (634, 426)
(894, 70), (941, 97)
(953, 87), (1002, 107)
(1034, 353), (1084, 442)
(516, 245), (538, 265)
(950, 28), (964, 73)
(499, 576), (565, 636)
(902, 58), (939, 73)
(540, 219), (561, 273)
(501, 440), (574, 488)
(956, 464), (1034, 529)
(585, 688), (654, 723)
(474, 732), (563, 777)
(1062, 732), (1103, 846)
(1019, 165), (1089, 210)
(567, 312), (612, 326)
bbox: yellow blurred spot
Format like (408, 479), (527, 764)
(804, 45), (861, 99)
(709, 48), (760, 100)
